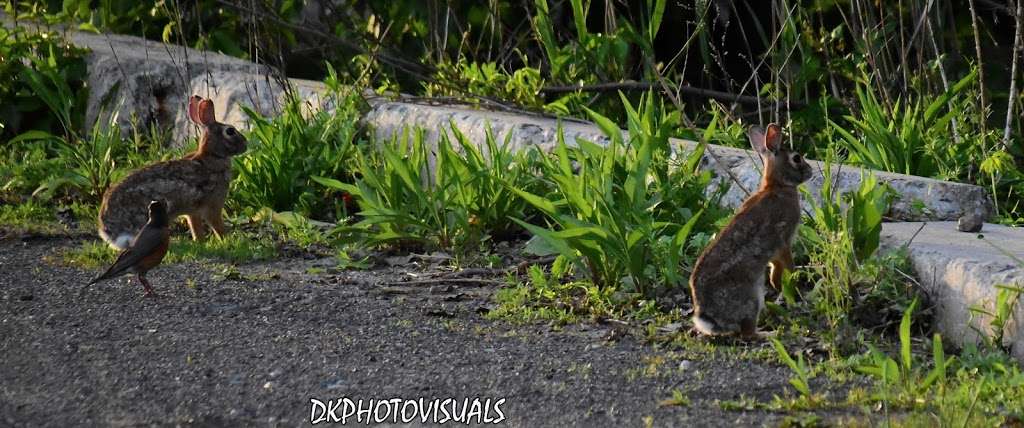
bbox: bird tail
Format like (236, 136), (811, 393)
(87, 265), (118, 286)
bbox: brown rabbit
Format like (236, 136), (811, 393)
(689, 123), (813, 339)
(98, 95), (247, 250)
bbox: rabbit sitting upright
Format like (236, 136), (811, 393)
(689, 123), (813, 339)
(98, 95), (248, 250)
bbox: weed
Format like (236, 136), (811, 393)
(315, 124), (542, 255)
(829, 71), (979, 179)
(253, 208), (335, 249)
(0, 24), (87, 142)
(231, 85), (363, 220)
(657, 389), (691, 407)
(855, 301), (952, 408)
(510, 93), (723, 299)
(15, 111), (130, 202)
(0, 200), (58, 233)
(63, 231), (278, 269)
(798, 151), (898, 331)
(487, 264), (581, 325)
(772, 338), (814, 398)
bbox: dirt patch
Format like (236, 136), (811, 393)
(1, 235), (870, 426)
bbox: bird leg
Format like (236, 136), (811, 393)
(137, 273), (156, 297)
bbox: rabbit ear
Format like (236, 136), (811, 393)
(748, 125), (767, 155)
(748, 123), (782, 155)
(763, 123), (782, 153)
(196, 98), (216, 125)
(187, 95), (203, 125)
(188, 96), (215, 125)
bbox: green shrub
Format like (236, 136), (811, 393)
(799, 151), (896, 329)
(314, 123), (545, 254)
(509, 93), (724, 297)
(4, 110), (174, 204)
(230, 89), (363, 219)
(829, 71), (978, 179)
(0, 24), (88, 142)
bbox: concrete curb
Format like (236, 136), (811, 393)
(365, 100), (993, 222)
(7, 17), (1021, 361)
(881, 222), (1024, 362)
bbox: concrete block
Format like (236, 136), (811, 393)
(881, 222), (1024, 362)
(364, 101), (993, 222)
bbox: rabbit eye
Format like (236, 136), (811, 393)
(225, 127), (237, 137)
(791, 154), (802, 164)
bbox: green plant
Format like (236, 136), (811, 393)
(657, 389), (691, 407)
(771, 338), (814, 398)
(231, 86), (363, 219)
(799, 152), (895, 329)
(315, 123), (543, 254)
(979, 150), (1024, 219)
(828, 71), (977, 179)
(855, 300), (953, 407)
(0, 143), (61, 202)
(441, 125), (548, 239)
(64, 232), (278, 269)
(488, 262), (582, 324)
(969, 284), (1023, 351)
(0, 24), (88, 142)
(529, 0), (666, 117)
(509, 93), (722, 298)
(0, 200), (59, 233)
(5, 109), (177, 205)
(13, 111), (128, 202)
(426, 60), (546, 110)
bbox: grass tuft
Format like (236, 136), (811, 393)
(62, 232), (278, 270)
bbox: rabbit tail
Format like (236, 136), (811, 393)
(693, 311), (731, 336)
(99, 225), (132, 251)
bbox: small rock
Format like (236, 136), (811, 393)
(958, 213), (983, 232)
(429, 285), (454, 294)
(679, 360), (693, 371)
(657, 322), (684, 334)
(56, 206), (77, 230)
(321, 378), (346, 389)
(425, 308), (455, 318)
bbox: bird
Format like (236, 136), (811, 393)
(88, 200), (171, 297)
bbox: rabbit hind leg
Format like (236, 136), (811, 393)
(769, 246), (794, 290)
(186, 213), (209, 241)
(203, 203), (226, 239)
(739, 318), (770, 340)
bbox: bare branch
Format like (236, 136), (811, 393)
(968, 0), (989, 138)
(538, 81), (805, 109)
(1004, 0), (1023, 148)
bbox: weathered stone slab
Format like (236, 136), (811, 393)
(5, 15), (990, 222)
(66, 30), (270, 141)
(364, 101), (993, 222)
(177, 73), (330, 142)
(6, 16), (1020, 363)
(880, 222), (1024, 362)
(0, 15), (328, 144)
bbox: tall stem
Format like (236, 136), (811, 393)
(968, 0), (988, 138)
(1004, 0), (1023, 149)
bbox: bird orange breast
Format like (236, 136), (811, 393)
(136, 236), (170, 272)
